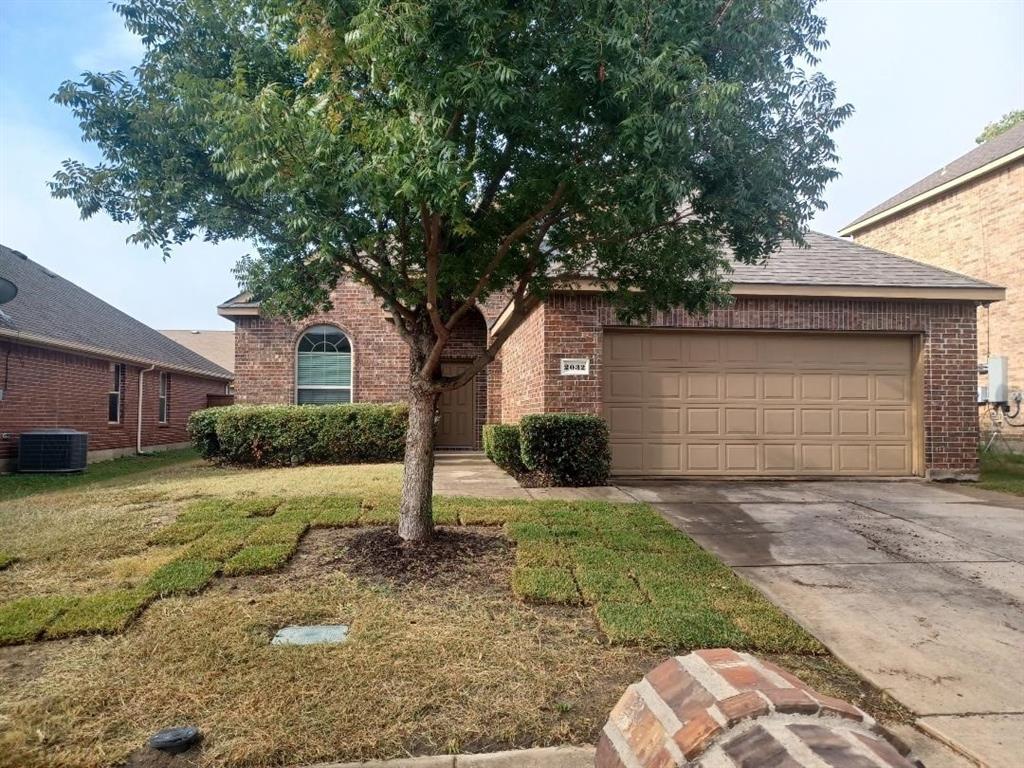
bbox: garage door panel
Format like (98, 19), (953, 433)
(800, 409), (833, 435)
(801, 374), (833, 400)
(607, 370), (643, 400)
(686, 408), (719, 434)
(687, 373), (719, 399)
(725, 444), (758, 471)
(877, 444), (911, 473)
(764, 374), (796, 399)
(611, 442), (645, 471)
(725, 373), (757, 399)
(647, 443), (682, 471)
(608, 406), (643, 436)
(645, 371), (682, 399)
(764, 409), (796, 436)
(838, 445), (871, 472)
(764, 443), (798, 471)
(876, 374), (909, 401)
(686, 444), (720, 471)
(604, 331), (917, 477)
(875, 409), (908, 437)
(725, 408), (757, 435)
(687, 336), (720, 363)
(838, 374), (870, 400)
(838, 409), (870, 436)
(801, 444), (835, 471)
(649, 334), (683, 362)
(648, 407), (682, 434)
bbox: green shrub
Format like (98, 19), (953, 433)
(187, 406), (229, 459)
(188, 403), (408, 467)
(518, 414), (611, 486)
(483, 424), (526, 474)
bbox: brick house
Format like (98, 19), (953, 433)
(839, 123), (1023, 415)
(0, 245), (232, 471)
(220, 232), (1003, 480)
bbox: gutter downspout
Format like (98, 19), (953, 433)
(137, 364), (156, 455)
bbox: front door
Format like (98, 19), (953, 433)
(436, 362), (476, 448)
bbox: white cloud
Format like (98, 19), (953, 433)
(0, 115), (244, 330)
(71, 12), (145, 73)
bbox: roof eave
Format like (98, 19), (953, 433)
(840, 146), (1024, 235)
(0, 327), (233, 381)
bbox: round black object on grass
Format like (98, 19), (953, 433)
(147, 726), (202, 754)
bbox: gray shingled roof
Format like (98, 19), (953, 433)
(728, 231), (998, 289)
(0, 244), (232, 379)
(218, 231), (999, 314)
(844, 122), (1024, 230)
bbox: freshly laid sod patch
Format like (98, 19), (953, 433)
(45, 588), (154, 638)
(146, 558), (220, 597)
(979, 449), (1024, 496)
(512, 566), (581, 605)
(223, 544), (294, 576)
(506, 502), (824, 654)
(0, 595), (78, 645)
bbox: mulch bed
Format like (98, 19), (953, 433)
(339, 526), (513, 588)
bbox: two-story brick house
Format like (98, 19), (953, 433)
(221, 232), (1004, 480)
(840, 123), (1024, 417)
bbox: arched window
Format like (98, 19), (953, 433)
(296, 325), (352, 404)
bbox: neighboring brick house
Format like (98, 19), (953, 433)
(839, 123), (1024, 426)
(220, 232), (1003, 480)
(0, 245), (232, 472)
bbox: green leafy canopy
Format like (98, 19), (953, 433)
(51, 0), (850, 375)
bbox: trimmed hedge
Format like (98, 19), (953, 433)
(483, 424), (526, 474)
(520, 413), (610, 486)
(484, 414), (610, 486)
(188, 404), (407, 467)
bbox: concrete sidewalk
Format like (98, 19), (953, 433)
(433, 452), (631, 502)
(303, 746), (595, 768)
(621, 479), (1024, 768)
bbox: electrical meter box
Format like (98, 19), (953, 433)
(988, 356), (1009, 404)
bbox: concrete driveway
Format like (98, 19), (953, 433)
(618, 479), (1024, 768)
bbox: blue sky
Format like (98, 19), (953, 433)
(1, 0), (1022, 330)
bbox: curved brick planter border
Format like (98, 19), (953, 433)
(597, 649), (921, 768)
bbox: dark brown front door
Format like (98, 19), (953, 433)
(436, 363), (476, 448)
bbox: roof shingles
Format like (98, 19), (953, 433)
(843, 122), (1024, 230)
(0, 245), (232, 379)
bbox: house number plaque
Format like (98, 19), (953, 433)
(560, 357), (590, 376)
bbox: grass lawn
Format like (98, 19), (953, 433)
(0, 456), (905, 767)
(978, 449), (1024, 496)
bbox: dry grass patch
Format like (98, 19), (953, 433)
(0, 565), (661, 768)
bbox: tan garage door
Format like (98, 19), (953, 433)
(603, 331), (918, 477)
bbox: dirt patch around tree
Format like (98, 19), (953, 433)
(234, 525), (514, 596)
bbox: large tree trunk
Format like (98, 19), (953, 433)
(398, 379), (440, 543)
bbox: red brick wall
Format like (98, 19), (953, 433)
(499, 303), (547, 422)
(498, 293), (980, 478)
(231, 281), (502, 447)
(0, 341), (226, 467)
(850, 161), (1023, 407)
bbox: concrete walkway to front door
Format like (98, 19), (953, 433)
(618, 479), (1024, 768)
(433, 452), (632, 502)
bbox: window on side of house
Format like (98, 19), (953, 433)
(158, 372), (170, 423)
(296, 325), (352, 405)
(108, 363), (125, 423)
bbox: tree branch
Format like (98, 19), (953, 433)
(472, 140), (516, 220)
(445, 180), (566, 332)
